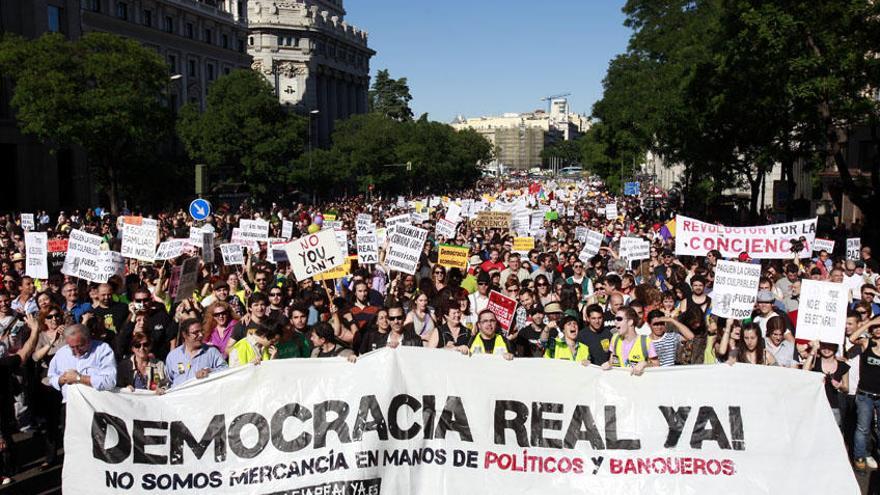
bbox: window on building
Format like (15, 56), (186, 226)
(116, 2), (128, 20)
(207, 64), (215, 81)
(168, 54), (177, 73)
(248, 36), (254, 46)
(188, 60), (197, 77)
(185, 22), (193, 39)
(204, 28), (212, 44)
(85, 0), (100, 13)
(47, 6), (62, 33)
(237, 39), (245, 53)
(143, 9), (152, 27)
(163, 16), (173, 33)
(237, 1), (245, 17)
(222, 34), (229, 49)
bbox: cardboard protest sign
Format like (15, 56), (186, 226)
(173, 256), (201, 303)
(155, 239), (187, 261)
(605, 203), (618, 220)
(187, 227), (204, 250)
(445, 202), (462, 224)
(323, 213), (337, 222)
(472, 211), (511, 229)
(356, 214), (373, 233)
(385, 214), (411, 235)
(266, 239), (289, 265)
(847, 238), (861, 261)
(220, 244), (244, 266)
(487, 290), (517, 332)
(230, 228), (260, 251)
(281, 220), (293, 240)
(620, 237), (650, 265)
(437, 244), (469, 270)
(284, 229), (345, 281)
(61, 229), (104, 282)
(202, 232), (215, 264)
(356, 232), (379, 265)
(334, 230), (349, 254)
(797, 280), (849, 344)
(97, 251), (125, 283)
(435, 219), (458, 239)
(47, 239), (67, 275)
(512, 237), (535, 254)
(529, 212), (545, 232)
(579, 230), (604, 263)
(238, 219), (270, 242)
(575, 226), (589, 243)
(812, 238), (835, 254)
(711, 260), (761, 319)
(20, 213), (34, 231)
(375, 228), (387, 247)
(25, 232), (47, 279)
(121, 223), (158, 262)
(385, 224), (429, 275)
(511, 210), (530, 236)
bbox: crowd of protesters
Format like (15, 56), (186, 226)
(0, 176), (875, 484)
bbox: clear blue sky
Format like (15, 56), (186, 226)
(347, 0), (631, 123)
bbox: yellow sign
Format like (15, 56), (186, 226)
(512, 237), (535, 253)
(323, 213), (337, 222)
(313, 255), (356, 281)
(437, 244), (469, 270)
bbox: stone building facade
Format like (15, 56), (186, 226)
(247, 0), (374, 145)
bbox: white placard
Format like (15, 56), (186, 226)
(385, 224), (428, 275)
(20, 213), (34, 231)
(847, 238), (861, 261)
(356, 232), (379, 264)
(620, 237), (650, 264)
(239, 219), (270, 242)
(606, 203), (619, 220)
(445, 203), (462, 224)
(575, 226), (589, 243)
(529, 212), (544, 231)
(284, 229), (345, 281)
(435, 219), (457, 239)
(24, 231), (47, 279)
(812, 238), (835, 254)
(230, 228), (260, 252)
(173, 256), (201, 303)
(97, 251), (125, 283)
(335, 230), (349, 254)
(797, 279), (849, 344)
(154, 239), (187, 261)
(120, 223), (158, 262)
(220, 244), (244, 266)
(385, 214), (411, 235)
(61, 229), (104, 282)
(579, 230), (605, 263)
(202, 232), (214, 264)
(711, 260), (761, 319)
(281, 220), (293, 240)
(188, 227), (204, 250)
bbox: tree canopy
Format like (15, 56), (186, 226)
(368, 69), (414, 122)
(0, 32), (172, 213)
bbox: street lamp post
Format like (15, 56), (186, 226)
(308, 109), (320, 204)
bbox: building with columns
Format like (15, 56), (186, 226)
(247, 0), (374, 145)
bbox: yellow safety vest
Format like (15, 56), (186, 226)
(230, 337), (269, 367)
(470, 334), (509, 356)
(544, 338), (591, 362)
(609, 334), (652, 367)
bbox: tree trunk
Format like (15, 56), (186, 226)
(106, 157), (120, 214)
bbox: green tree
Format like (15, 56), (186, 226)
(176, 70), (307, 200)
(0, 32), (172, 213)
(368, 69), (414, 122)
(541, 139), (582, 168)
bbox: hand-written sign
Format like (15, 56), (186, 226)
(385, 224), (428, 275)
(25, 232), (48, 279)
(61, 229), (104, 282)
(437, 244), (469, 270)
(173, 256), (201, 303)
(220, 244), (244, 266)
(579, 230), (605, 263)
(20, 213), (34, 231)
(47, 239), (67, 275)
(284, 229), (345, 281)
(155, 239), (187, 261)
(435, 219), (458, 239)
(356, 232), (379, 265)
(121, 223), (158, 261)
(711, 260), (761, 319)
(797, 279), (849, 344)
(472, 211), (512, 229)
(512, 237), (535, 254)
(847, 238), (861, 261)
(812, 238), (835, 254)
(238, 219), (270, 242)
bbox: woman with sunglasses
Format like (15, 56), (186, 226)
(116, 332), (169, 393)
(534, 274), (557, 307)
(203, 302), (238, 359)
(31, 306), (65, 468)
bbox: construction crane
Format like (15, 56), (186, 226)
(539, 93), (571, 113)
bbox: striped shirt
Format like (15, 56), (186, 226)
(653, 331), (680, 367)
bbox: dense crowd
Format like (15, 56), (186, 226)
(0, 177), (874, 484)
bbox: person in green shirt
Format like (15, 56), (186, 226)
(275, 303), (311, 359)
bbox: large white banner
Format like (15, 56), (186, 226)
(711, 260), (761, 319)
(675, 215), (817, 259)
(62, 348), (857, 495)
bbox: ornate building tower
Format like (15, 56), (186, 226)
(248, 0), (374, 145)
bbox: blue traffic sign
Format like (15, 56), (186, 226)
(189, 198), (212, 221)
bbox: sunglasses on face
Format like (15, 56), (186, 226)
(388, 315), (404, 321)
(47, 313), (63, 320)
(269, 292), (282, 297)
(615, 317), (625, 322)
(213, 312), (229, 317)
(134, 298), (150, 303)
(132, 343), (149, 350)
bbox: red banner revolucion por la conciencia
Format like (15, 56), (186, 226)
(674, 215), (817, 259)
